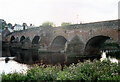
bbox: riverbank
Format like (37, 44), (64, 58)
(1, 59), (120, 81)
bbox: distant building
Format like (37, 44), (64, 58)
(13, 24), (27, 31)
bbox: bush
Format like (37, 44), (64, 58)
(2, 72), (27, 81)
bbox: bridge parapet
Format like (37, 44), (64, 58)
(61, 20), (118, 29)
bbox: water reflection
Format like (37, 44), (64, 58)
(15, 50), (67, 65)
(2, 48), (83, 66)
(2, 48), (120, 65)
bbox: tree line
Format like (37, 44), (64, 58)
(1, 19), (72, 30)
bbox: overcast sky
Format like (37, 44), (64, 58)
(0, 0), (119, 26)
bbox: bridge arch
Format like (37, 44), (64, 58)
(32, 36), (40, 44)
(84, 35), (117, 55)
(10, 36), (15, 43)
(51, 36), (67, 52)
(20, 36), (25, 42)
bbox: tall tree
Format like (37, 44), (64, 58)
(2, 22), (7, 29)
(0, 19), (7, 29)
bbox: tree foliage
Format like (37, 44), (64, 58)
(41, 21), (56, 27)
(61, 22), (72, 26)
(8, 23), (12, 29)
(2, 21), (7, 29)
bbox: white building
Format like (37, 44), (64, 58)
(13, 24), (27, 31)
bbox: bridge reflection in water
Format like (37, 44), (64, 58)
(2, 48), (101, 66)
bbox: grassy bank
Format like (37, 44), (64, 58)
(1, 59), (120, 81)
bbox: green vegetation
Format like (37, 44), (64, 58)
(2, 21), (7, 29)
(103, 42), (119, 47)
(8, 23), (12, 29)
(1, 59), (120, 81)
(61, 22), (72, 26)
(41, 21), (56, 27)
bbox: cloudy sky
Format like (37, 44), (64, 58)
(0, 0), (119, 26)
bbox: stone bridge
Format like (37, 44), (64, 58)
(6, 19), (120, 56)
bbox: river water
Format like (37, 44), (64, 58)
(0, 47), (120, 75)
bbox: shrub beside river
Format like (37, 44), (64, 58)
(1, 59), (120, 81)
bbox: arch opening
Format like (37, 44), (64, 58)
(51, 36), (67, 52)
(32, 36), (40, 44)
(10, 36), (15, 43)
(20, 36), (25, 43)
(85, 35), (111, 55)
